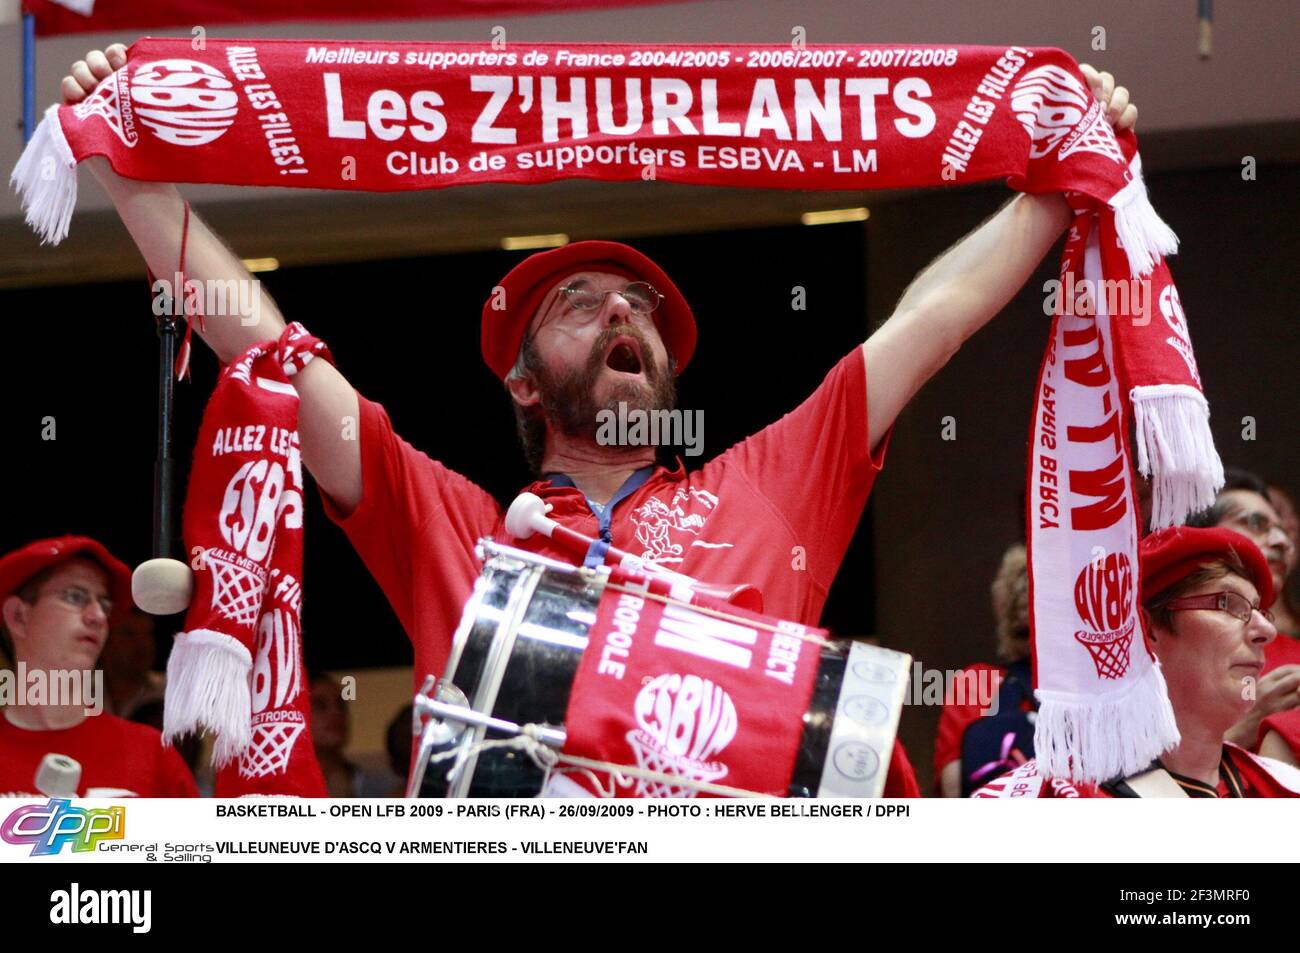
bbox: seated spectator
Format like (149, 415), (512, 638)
(0, 536), (197, 797)
(311, 671), (359, 797)
(102, 607), (166, 719)
(386, 703), (415, 797)
(309, 671), (399, 797)
(975, 527), (1300, 797)
(1265, 483), (1299, 646)
(1187, 469), (1299, 746)
(934, 543), (1037, 796)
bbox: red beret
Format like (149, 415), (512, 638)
(0, 536), (133, 626)
(1140, 526), (1275, 610)
(481, 240), (696, 381)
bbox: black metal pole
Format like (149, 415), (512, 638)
(22, 14), (36, 143)
(153, 312), (179, 559)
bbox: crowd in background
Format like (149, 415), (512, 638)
(1, 466), (1295, 798)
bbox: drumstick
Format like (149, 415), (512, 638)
(505, 492), (597, 554)
(506, 492), (681, 578)
(505, 492), (751, 605)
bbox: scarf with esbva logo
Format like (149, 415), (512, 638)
(163, 323), (329, 796)
(13, 38), (1223, 782)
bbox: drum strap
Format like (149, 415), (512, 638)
(545, 465), (655, 567)
(1103, 766), (1189, 798)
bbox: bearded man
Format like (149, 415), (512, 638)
(65, 44), (1139, 795)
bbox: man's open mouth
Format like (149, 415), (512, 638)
(604, 337), (644, 375)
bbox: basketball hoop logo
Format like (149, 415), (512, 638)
(129, 59), (238, 147)
(626, 674), (737, 797)
(72, 68), (138, 148)
(1011, 65), (1124, 166)
(1158, 284), (1202, 386)
(1072, 552), (1136, 679)
(240, 607), (306, 779)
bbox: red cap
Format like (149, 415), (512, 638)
(481, 240), (696, 381)
(0, 536), (133, 626)
(1140, 526), (1275, 610)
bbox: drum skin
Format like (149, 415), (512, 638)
(418, 553), (847, 797)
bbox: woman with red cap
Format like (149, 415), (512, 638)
(975, 527), (1300, 797)
(0, 537), (197, 797)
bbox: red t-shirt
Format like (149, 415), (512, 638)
(933, 663), (1005, 783)
(973, 747), (1300, 798)
(1263, 631), (1300, 674)
(932, 661), (1038, 790)
(0, 713), (198, 798)
(325, 347), (921, 795)
(1260, 709), (1300, 760)
(884, 737), (920, 797)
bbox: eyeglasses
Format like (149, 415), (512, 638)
(1162, 590), (1274, 625)
(1226, 509), (1293, 543)
(558, 281), (663, 316)
(40, 586), (113, 619)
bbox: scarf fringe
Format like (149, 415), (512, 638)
(1034, 661), (1181, 784)
(1108, 155), (1179, 277)
(9, 104), (78, 246)
(1130, 384), (1225, 528)
(163, 628), (253, 768)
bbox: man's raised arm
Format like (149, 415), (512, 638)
(862, 64), (1136, 453)
(67, 45), (363, 514)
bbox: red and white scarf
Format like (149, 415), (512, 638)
(163, 323), (330, 797)
(14, 39), (1222, 783)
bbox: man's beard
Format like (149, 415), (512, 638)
(534, 325), (676, 442)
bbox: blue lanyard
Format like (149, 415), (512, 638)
(544, 465), (655, 567)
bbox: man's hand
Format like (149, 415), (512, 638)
(1253, 665), (1300, 718)
(62, 43), (127, 104)
(1079, 63), (1139, 132)
(1225, 664), (1300, 748)
(862, 63), (1144, 449)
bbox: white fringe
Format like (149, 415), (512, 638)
(1131, 384), (1225, 528)
(1109, 154), (1179, 277)
(1034, 661), (1180, 784)
(9, 103), (79, 246)
(163, 628), (253, 769)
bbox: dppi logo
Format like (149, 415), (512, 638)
(131, 59), (238, 147)
(1072, 552), (1136, 680)
(1, 799), (125, 857)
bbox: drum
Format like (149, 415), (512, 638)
(409, 541), (910, 798)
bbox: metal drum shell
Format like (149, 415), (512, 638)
(417, 547), (859, 798)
